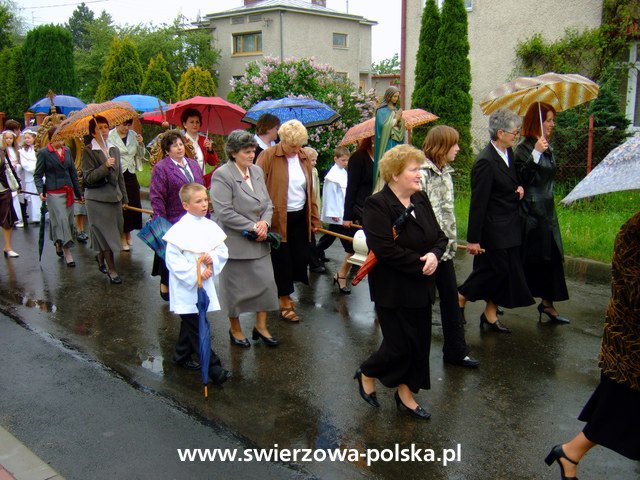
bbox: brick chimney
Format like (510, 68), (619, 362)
(244, 0), (261, 5)
(311, 0), (326, 6)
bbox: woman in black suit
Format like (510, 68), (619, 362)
(458, 109), (534, 333)
(514, 102), (569, 324)
(342, 136), (374, 229)
(355, 144), (447, 420)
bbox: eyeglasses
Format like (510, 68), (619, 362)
(501, 129), (520, 137)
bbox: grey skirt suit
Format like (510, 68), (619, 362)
(81, 145), (128, 253)
(211, 162), (278, 316)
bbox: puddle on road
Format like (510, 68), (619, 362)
(6, 291), (56, 313)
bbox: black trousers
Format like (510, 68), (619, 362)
(271, 209), (310, 296)
(315, 223), (354, 254)
(434, 259), (469, 362)
(173, 313), (225, 382)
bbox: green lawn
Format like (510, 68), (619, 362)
(455, 190), (640, 264)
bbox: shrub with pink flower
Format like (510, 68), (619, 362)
(229, 57), (376, 172)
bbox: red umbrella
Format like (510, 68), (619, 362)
(139, 109), (166, 126)
(164, 96), (251, 135)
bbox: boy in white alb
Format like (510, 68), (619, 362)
(163, 183), (231, 384)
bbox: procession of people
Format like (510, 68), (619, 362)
(1, 79), (637, 477)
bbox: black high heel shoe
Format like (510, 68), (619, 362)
(107, 272), (122, 284)
(55, 240), (64, 258)
(229, 330), (250, 348)
(480, 312), (511, 333)
(95, 254), (107, 274)
(394, 391), (431, 420)
(333, 274), (351, 294)
(544, 444), (578, 480)
(252, 327), (279, 347)
(354, 368), (379, 407)
(538, 302), (571, 324)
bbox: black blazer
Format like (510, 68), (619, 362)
(343, 149), (373, 223)
(363, 185), (447, 308)
(34, 146), (82, 199)
(467, 142), (522, 250)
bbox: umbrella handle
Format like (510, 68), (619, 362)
(315, 227), (353, 242)
(196, 257), (205, 289)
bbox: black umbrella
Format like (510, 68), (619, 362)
(38, 201), (48, 261)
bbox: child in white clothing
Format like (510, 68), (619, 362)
(163, 183), (231, 384)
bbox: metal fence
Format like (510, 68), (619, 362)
(469, 121), (631, 187)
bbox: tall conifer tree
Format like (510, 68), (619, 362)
(95, 37), (143, 102)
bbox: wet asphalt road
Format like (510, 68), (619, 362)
(0, 222), (638, 480)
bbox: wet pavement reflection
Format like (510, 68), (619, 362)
(1, 223), (638, 479)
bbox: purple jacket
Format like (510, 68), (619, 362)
(150, 156), (204, 224)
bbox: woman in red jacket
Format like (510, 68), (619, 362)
(181, 108), (219, 188)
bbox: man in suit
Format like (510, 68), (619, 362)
(458, 109), (534, 333)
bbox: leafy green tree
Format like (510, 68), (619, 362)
(229, 57), (376, 171)
(66, 2), (94, 50)
(95, 37), (144, 102)
(141, 53), (176, 102)
(74, 11), (116, 102)
(371, 53), (400, 74)
(0, 45), (28, 118)
(22, 25), (77, 103)
(411, 0), (439, 148)
(177, 66), (216, 100)
(431, 0), (473, 175)
(0, 0), (23, 49)
(126, 17), (220, 87)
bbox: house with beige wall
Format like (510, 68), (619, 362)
(199, 0), (376, 100)
(403, 0), (603, 145)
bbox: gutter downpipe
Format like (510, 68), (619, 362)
(280, 10), (284, 60)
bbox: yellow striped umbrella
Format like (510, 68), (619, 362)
(51, 101), (138, 140)
(479, 72), (599, 116)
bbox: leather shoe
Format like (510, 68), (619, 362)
(480, 313), (511, 333)
(538, 302), (571, 324)
(229, 330), (251, 348)
(252, 327), (279, 347)
(444, 355), (480, 368)
(175, 359), (200, 371)
(354, 368), (379, 407)
(108, 273), (122, 284)
(394, 391), (431, 420)
(210, 369), (232, 385)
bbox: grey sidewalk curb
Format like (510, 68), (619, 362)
(0, 427), (65, 480)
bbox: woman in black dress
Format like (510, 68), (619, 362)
(514, 102), (570, 324)
(355, 144), (447, 420)
(545, 211), (640, 479)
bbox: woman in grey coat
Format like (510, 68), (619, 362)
(82, 116), (128, 284)
(211, 130), (279, 348)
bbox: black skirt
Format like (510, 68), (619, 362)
(579, 373), (640, 460)
(0, 190), (17, 229)
(458, 245), (534, 309)
(122, 171), (142, 232)
(361, 305), (432, 393)
(522, 240), (569, 301)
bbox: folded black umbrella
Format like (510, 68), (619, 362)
(241, 230), (282, 250)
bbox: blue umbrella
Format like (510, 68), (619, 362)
(29, 95), (86, 116)
(112, 94), (167, 113)
(137, 216), (173, 259)
(242, 98), (340, 128)
(195, 257), (212, 398)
